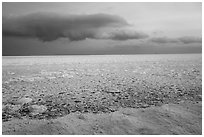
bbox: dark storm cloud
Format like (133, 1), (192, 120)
(151, 36), (202, 44)
(3, 13), (126, 41)
(3, 12), (148, 42)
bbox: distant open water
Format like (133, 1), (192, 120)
(2, 54), (201, 66)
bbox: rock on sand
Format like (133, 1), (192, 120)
(17, 97), (33, 105)
(29, 105), (47, 115)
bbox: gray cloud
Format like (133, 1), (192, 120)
(151, 36), (202, 44)
(150, 37), (179, 43)
(179, 36), (202, 44)
(3, 12), (148, 42)
(103, 29), (149, 40)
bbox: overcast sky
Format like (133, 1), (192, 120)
(2, 2), (202, 55)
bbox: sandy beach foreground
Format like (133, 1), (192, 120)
(2, 54), (202, 135)
(3, 101), (202, 135)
